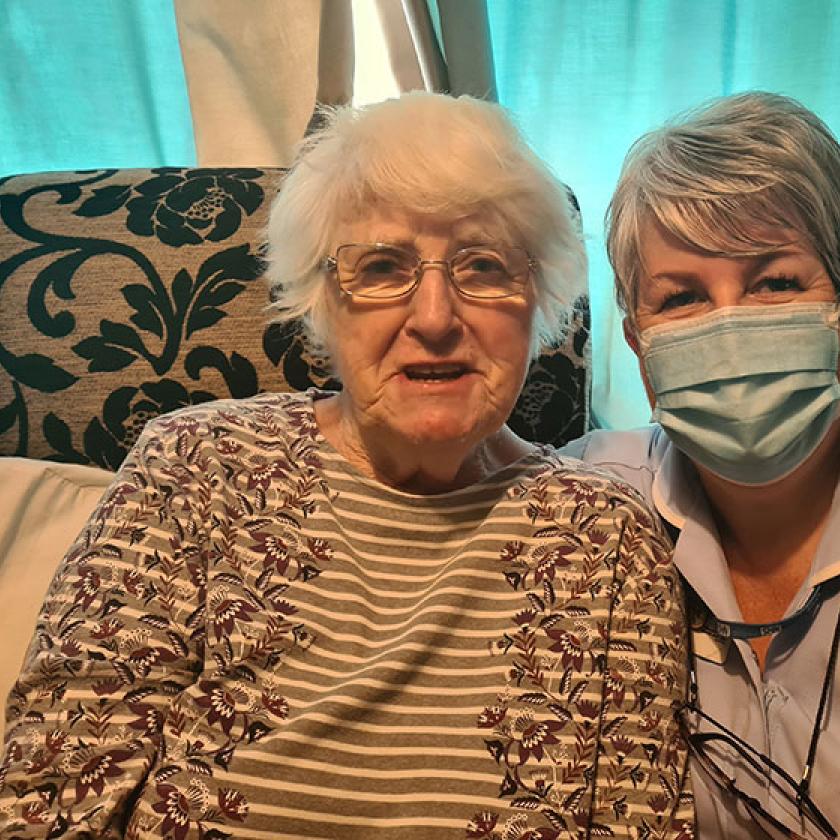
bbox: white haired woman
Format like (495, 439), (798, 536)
(563, 91), (840, 839)
(0, 93), (691, 839)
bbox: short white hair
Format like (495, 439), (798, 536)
(264, 92), (586, 360)
(608, 91), (840, 316)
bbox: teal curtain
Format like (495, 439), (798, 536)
(487, 0), (840, 428)
(0, 0), (194, 177)
(5, 0), (840, 429)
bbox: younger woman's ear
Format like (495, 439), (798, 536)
(623, 315), (657, 410)
(622, 316), (641, 357)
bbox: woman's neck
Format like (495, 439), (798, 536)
(696, 419), (840, 574)
(695, 420), (840, 668)
(314, 393), (536, 493)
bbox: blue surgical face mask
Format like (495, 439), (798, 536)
(639, 302), (840, 486)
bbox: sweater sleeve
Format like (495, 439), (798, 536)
(0, 418), (208, 839)
(590, 496), (693, 838)
(471, 464), (694, 840)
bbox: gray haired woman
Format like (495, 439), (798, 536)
(0, 93), (691, 839)
(564, 91), (840, 840)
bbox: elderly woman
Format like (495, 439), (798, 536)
(563, 91), (840, 839)
(0, 93), (691, 839)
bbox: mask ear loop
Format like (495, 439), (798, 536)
(826, 302), (840, 330)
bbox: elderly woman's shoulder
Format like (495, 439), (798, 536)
(135, 390), (322, 451)
(555, 425), (669, 504)
(511, 449), (673, 571)
(538, 446), (652, 498)
(533, 438), (667, 531)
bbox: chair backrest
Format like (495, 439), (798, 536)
(0, 167), (590, 469)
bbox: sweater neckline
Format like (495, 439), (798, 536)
(300, 388), (553, 503)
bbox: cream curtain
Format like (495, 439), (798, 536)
(379, 0), (496, 99)
(173, 0), (496, 167)
(174, 0), (322, 167)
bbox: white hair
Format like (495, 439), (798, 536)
(264, 91), (586, 360)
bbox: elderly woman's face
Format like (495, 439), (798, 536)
(633, 218), (836, 333)
(323, 206), (536, 451)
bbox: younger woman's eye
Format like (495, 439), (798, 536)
(755, 275), (802, 293)
(660, 290), (701, 311)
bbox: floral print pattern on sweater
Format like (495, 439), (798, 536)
(0, 392), (692, 839)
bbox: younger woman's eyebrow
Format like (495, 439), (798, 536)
(646, 269), (701, 283)
(645, 246), (814, 284)
(746, 246), (817, 276)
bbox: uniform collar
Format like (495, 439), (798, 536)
(651, 429), (700, 532)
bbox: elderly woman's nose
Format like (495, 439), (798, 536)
(404, 266), (461, 339)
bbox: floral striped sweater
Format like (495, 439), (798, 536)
(0, 391), (692, 839)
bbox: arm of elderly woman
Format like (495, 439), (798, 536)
(0, 417), (206, 838)
(0, 398), (691, 838)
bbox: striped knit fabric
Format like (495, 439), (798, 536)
(0, 392), (692, 839)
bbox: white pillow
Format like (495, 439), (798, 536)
(0, 457), (113, 739)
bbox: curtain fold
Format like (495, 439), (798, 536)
(174, 0), (322, 167)
(434, 0), (497, 100)
(314, 0), (355, 107)
(398, 0), (497, 99)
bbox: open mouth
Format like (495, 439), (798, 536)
(402, 364), (469, 382)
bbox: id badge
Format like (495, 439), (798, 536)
(690, 627), (731, 664)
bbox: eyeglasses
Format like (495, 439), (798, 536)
(323, 243), (535, 300)
(678, 606), (840, 840)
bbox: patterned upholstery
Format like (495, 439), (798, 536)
(0, 168), (590, 469)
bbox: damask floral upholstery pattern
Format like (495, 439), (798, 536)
(0, 168), (590, 469)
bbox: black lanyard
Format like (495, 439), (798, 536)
(688, 583), (825, 640)
(664, 520), (829, 640)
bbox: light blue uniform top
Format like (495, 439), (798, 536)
(560, 426), (840, 840)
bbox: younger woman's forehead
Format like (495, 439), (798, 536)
(637, 214), (822, 273)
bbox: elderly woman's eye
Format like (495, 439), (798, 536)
(364, 258), (400, 275)
(355, 251), (411, 278)
(467, 256), (505, 273)
(660, 291), (700, 311)
(456, 252), (510, 281)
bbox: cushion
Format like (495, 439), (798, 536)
(0, 457), (113, 736)
(0, 168), (590, 467)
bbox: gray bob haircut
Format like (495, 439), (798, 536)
(607, 91), (840, 317)
(264, 91), (586, 359)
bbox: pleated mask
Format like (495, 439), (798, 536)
(639, 302), (840, 485)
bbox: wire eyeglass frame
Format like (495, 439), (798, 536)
(678, 603), (840, 839)
(323, 242), (536, 301)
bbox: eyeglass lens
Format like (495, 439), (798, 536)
(335, 244), (529, 299)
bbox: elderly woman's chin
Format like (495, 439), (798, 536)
(333, 372), (522, 465)
(385, 383), (511, 448)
